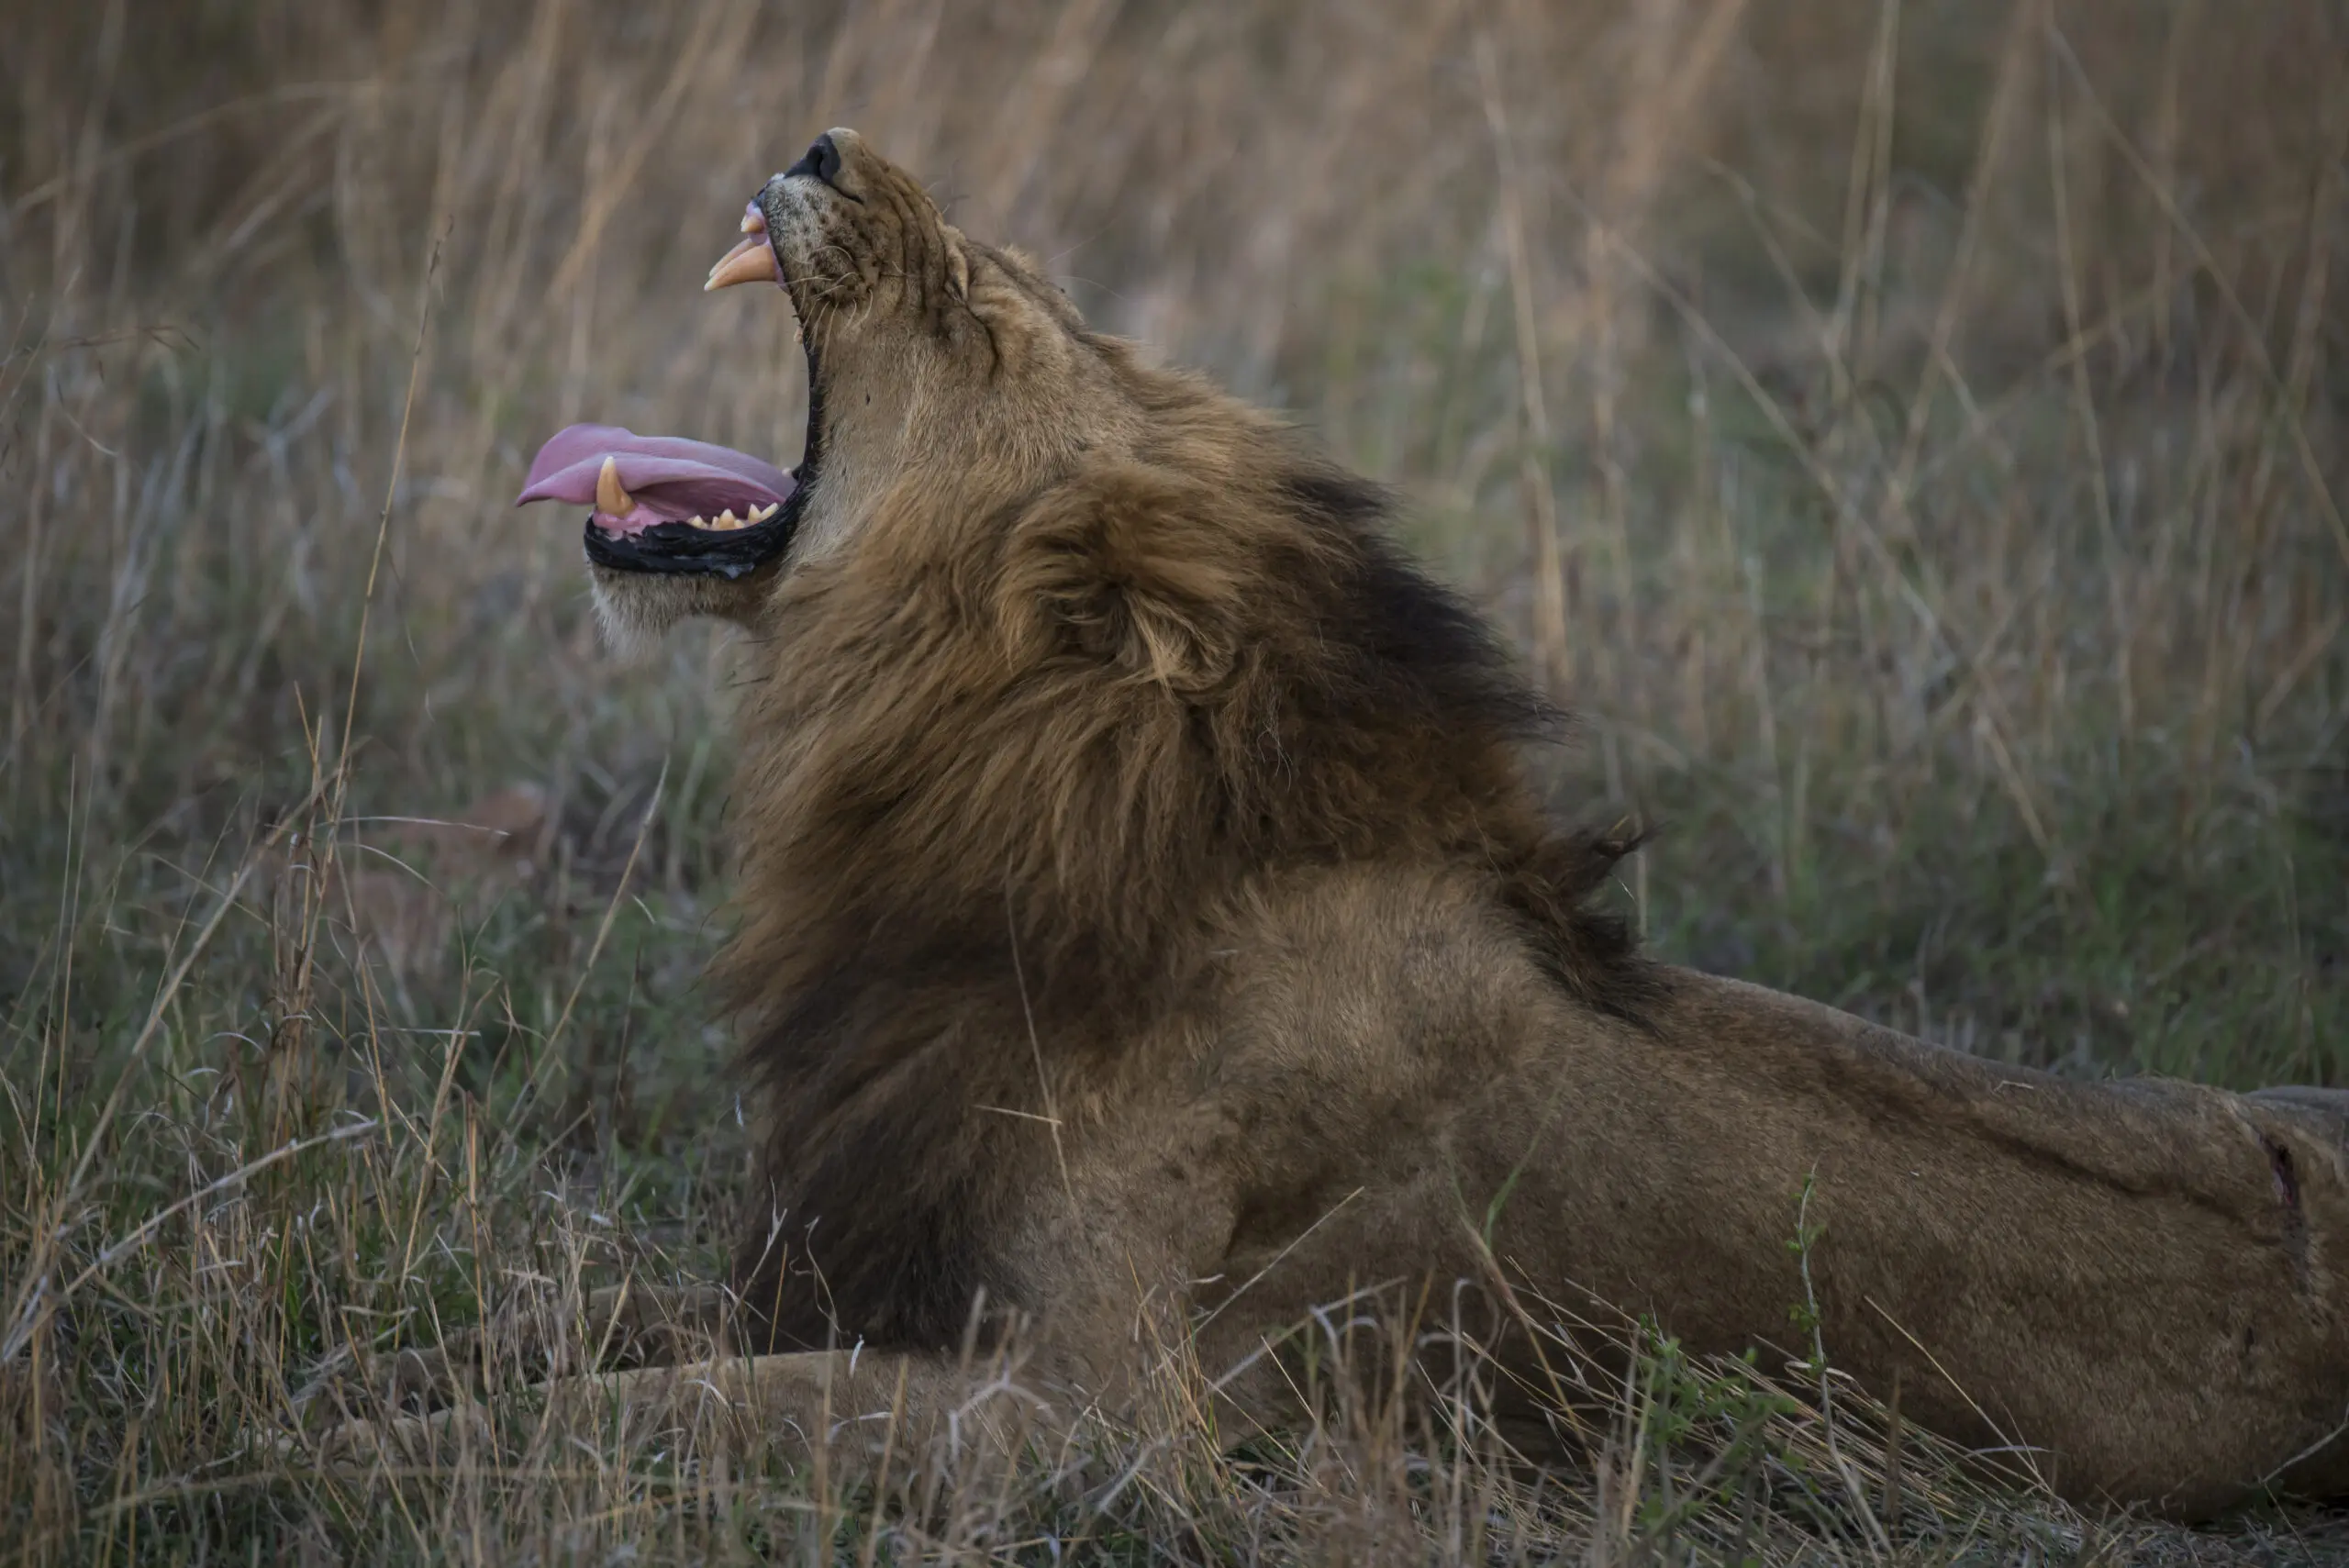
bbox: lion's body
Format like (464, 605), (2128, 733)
(469, 130), (2349, 1520)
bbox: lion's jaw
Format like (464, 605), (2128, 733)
(572, 128), (1131, 649)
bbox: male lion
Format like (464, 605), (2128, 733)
(494, 129), (2349, 1519)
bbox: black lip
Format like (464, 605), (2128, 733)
(582, 477), (803, 578)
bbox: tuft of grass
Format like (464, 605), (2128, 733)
(3, 0), (2345, 1560)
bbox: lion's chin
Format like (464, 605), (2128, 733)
(588, 561), (782, 653)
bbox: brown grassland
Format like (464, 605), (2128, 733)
(4, 0), (2347, 1562)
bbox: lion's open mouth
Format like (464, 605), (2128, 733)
(516, 203), (810, 579)
(517, 422), (800, 578)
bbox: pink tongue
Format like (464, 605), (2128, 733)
(516, 423), (795, 532)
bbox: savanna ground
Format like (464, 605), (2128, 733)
(4, 0), (2347, 1561)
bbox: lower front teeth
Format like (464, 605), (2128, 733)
(685, 503), (780, 531)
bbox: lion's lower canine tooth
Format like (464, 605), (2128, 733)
(596, 456), (632, 516)
(718, 509), (740, 529)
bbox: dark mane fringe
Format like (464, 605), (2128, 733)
(720, 366), (1650, 1351)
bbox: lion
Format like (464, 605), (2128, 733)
(474, 129), (2349, 1520)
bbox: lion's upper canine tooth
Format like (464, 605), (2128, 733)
(705, 236), (775, 293)
(596, 456), (632, 516)
(740, 210), (763, 235)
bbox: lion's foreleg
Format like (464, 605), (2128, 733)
(308, 1347), (1059, 1475)
(328, 1281), (735, 1414)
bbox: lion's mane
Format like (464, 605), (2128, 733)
(716, 341), (1649, 1350)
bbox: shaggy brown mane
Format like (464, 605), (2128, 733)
(717, 347), (1647, 1350)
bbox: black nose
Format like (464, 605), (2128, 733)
(785, 134), (843, 189)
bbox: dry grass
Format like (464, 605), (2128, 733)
(2, 0), (2345, 1560)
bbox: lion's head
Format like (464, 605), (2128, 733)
(523, 128), (1152, 649)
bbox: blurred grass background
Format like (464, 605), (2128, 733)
(3, 0), (2346, 1560)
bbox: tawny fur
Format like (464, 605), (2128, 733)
(543, 129), (2349, 1519)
